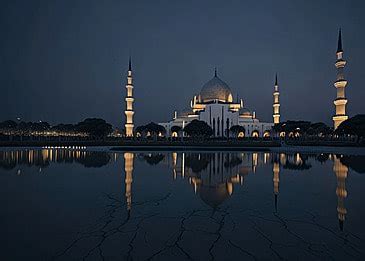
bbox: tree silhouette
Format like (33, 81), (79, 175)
(336, 114), (365, 137)
(52, 124), (76, 134)
(144, 122), (166, 137)
(183, 120), (213, 137)
(230, 125), (245, 138)
(273, 121), (312, 137)
(76, 118), (113, 137)
(0, 120), (17, 130)
(135, 125), (147, 137)
(306, 122), (332, 136)
(171, 125), (182, 133)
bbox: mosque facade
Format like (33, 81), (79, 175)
(158, 69), (279, 138)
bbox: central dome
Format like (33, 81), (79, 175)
(200, 73), (233, 103)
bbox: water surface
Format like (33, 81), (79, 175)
(1, 149), (365, 260)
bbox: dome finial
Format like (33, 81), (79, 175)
(214, 67), (217, 77)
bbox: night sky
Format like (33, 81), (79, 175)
(1, 0), (364, 128)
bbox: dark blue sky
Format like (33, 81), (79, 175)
(1, 0), (364, 128)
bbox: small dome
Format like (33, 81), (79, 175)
(179, 108), (192, 117)
(200, 74), (233, 103)
(239, 107), (252, 116)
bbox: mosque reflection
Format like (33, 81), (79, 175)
(0, 149), (358, 231)
(127, 151), (354, 231)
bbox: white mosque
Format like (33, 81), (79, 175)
(124, 29), (349, 137)
(158, 69), (278, 138)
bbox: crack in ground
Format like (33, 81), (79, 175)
(228, 240), (258, 261)
(53, 192), (171, 260)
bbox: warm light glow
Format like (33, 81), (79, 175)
(263, 131), (270, 138)
(125, 66), (134, 137)
(333, 39), (348, 130)
(124, 152), (134, 210)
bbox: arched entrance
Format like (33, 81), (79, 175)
(252, 130), (259, 138)
(263, 131), (270, 138)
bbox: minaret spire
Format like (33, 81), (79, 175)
(273, 73), (280, 124)
(275, 73), (278, 86)
(337, 28), (343, 53)
(124, 57), (135, 136)
(332, 29), (348, 129)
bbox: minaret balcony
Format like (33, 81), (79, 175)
(334, 80), (347, 88)
(126, 84), (134, 88)
(273, 91), (279, 95)
(125, 97), (134, 102)
(273, 103), (280, 107)
(332, 115), (348, 121)
(335, 60), (346, 67)
(333, 99), (347, 106)
(125, 111), (135, 116)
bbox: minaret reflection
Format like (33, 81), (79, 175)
(172, 152), (178, 180)
(252, 152), (258, 173)
(182, 152), (185, 178)
(124, 152), (134, 211)
(333, 155), (348, 231)
(273, 158), (280, 212)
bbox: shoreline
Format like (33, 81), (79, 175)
(1, 144), (365, 155)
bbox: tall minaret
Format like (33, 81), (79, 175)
(333, 29), (348, 129)
(273, 74), (280, 124)
(124, 57), (134, 136)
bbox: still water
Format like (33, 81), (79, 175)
(1, 148), (365, 260)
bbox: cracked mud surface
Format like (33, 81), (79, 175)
(53, 195), (363, 260)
